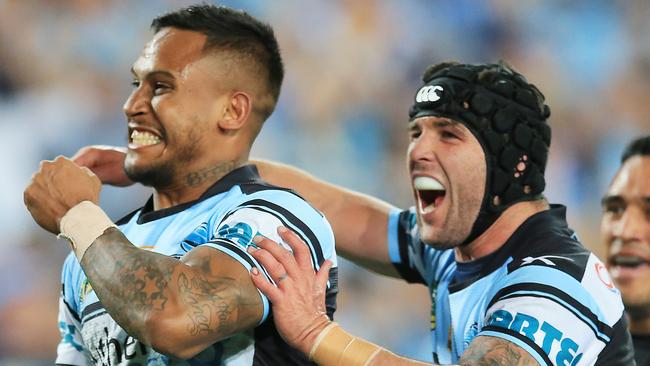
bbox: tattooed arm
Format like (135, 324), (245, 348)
(458, 336), (538, 366)
(352, 335), (536, 365)
(82, 228), (263, 360)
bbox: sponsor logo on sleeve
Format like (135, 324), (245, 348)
(487, 310), (583, 365)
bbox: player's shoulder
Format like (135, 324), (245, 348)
(499, 234), (623, 327)
(233, 179), (326, 220)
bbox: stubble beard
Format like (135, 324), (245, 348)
(419, 214), (465, 251)
(124, 144), (198, 188)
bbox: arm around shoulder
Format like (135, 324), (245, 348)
(253, 159), (400, 275)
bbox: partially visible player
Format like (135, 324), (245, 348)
(23, 5), (337, 365)
(602, 135), (650, 366)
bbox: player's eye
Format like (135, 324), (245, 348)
(131, 80), (140, 88)
(409, 129), (421, 140)
(603, 202), (625, 216)
(153, 82), (171, 96)
(440, 130), (458, 140)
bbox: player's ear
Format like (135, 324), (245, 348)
(218, 91), (251, 131)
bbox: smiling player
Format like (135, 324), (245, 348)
(23, 5), (337, 365)
(602, 135), (650, 366)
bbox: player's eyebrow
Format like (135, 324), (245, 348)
(130, 67), (175, 80)
(432, 118), (467, 136)
(601, 195), (624, 207)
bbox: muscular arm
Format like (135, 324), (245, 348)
(82, 228), (263, 360)
(254, 159), (400, 276)
(354, 336), (536, 365)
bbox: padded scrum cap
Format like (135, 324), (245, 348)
(409, 62), (551, 244)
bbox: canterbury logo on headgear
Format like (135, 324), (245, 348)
(415, 85), (443, 103)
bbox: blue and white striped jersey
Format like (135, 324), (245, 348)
(388, 205), (634, 365)
(56, 165), (338, 366)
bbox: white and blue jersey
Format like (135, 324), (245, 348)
(56, 165), (338, 366)
(388, 205), (634, 365)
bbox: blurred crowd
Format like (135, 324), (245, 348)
(0, 0), (648, 364)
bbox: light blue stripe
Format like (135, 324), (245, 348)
(479, 330), (545, 366)
(203, 243), (270, 324)
(493, 265), (610, 326)
(503, 290), (610, 342)
(388, 208), (402, 263)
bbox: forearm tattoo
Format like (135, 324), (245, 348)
(81, 228), (240, 343)
(459, 336), (536, 366)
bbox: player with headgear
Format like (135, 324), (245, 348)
(246, 61), (635, 365)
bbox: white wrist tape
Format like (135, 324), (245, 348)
(58, 201), (116, 261)
(309, 322), (382, 366)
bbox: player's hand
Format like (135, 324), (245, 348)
(72, 145), (133, 187)
(248, 227), (333, 356)
(24, 156), (101, 234)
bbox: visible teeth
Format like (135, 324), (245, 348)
(130, 130), (161, 147)
(413, 177), (444, 191)
(612, 256), (646, 267)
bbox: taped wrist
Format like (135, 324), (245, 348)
(309, 323), (381, 366)
(58, 201), (116, 261)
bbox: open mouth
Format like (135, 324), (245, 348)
(414, 176), (446, 214)
(609, 255), (650, 269)
(128, 128), (163, 149)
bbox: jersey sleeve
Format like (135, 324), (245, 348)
(202, 191), (337, 323)
(55, 254), (89, 366)
(388, 207), (454, 285)
(479, 254), (628, 366)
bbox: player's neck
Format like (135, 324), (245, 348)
(455, 200), (549, 262)
(152, 158), (247, 210)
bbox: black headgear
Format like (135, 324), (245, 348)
(409, 62), (551, 244)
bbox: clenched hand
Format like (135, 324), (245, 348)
(24, 156), (102, 234)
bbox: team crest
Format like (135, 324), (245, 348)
(80, 279), (93, 302)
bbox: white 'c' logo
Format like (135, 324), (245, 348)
(416, 85), (444, 103)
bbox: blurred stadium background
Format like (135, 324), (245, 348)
(0, 0), (648, 364)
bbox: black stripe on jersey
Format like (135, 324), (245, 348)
(81, 301), (104, 322)
(325, 266), (339, 317)
(594, 315), (635, 366)
(62, 298), (81, 323)
(207, 238), (273, 282)
(397, 210), (410, 263)
(115, 206), (141, 226)
(238, 181), (324, 218)
(84, 310), (108, 324)
(481, 325), (553, 366)
(392, 210), (426, 284)
(487, 283), (614, 342)
(225, 199), (325, 266)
